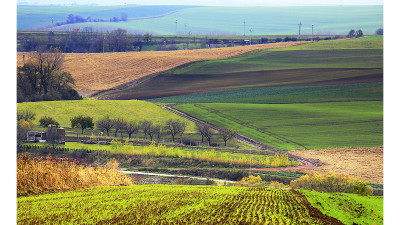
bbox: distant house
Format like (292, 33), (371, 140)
(26, 127), (66, 144)
(26, 131), (46, 143)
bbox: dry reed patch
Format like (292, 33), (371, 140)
(17, 155), (133, 194)
(288, 147), (383, 184)
(17, 42), (307, 96)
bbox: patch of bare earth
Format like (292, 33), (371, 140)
(289, 147), (383, 184)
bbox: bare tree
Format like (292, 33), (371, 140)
(125, 121), (140, 139)
(140, 120), (152, 139)
(165, 119), (187, 142)
(96, 116), (114, 136)
(148, 124), (163, 142)
(30, 47), (65, 95)
(220, 128), (238, 146)
(196, 123), (214, 146)
(46, 125), (61, 149)
(113, 118), (126, 138)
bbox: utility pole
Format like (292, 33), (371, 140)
(188, 31), (191, 49)
(312, 25), (314, 41)
(243, 20), (246, 36)
(249, 28), (253, 45)
(298, 22), (302, 40)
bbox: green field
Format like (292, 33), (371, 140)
(147, 82), (383, 104)
(171, 36), (383, 75)
(174, 101), (383, 150)
(17, 185), (344, 224)
(23, 5), (383, 35)
(301, 190), (383, 225)
(16, 100), (195, 131)
(17, 5), (194, 30)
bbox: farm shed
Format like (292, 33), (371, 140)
(26, 131), (46, 143)
(26, 127), (66, 144)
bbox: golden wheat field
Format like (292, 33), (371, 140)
(289, 147), (383, 184)
(17, 42), (307, 96)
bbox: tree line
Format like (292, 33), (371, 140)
(18, 29), (151, 53)
(18, 111), (238, 146)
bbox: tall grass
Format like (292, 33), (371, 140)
(17, 154), (133, 194)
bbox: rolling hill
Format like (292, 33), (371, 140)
(18, 5), (383, 35)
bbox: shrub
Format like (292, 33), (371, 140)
(236, 175), (268, 187)
(269, 181), (290, 189)
(39, 116), (60, 128)
(290, 173), (373, 195)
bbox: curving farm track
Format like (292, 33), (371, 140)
(162, 104), (321, 170)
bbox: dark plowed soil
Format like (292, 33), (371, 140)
(97, 68), (382, 100)
(291, 190), (345, 225)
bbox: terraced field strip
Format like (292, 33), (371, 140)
(17, 42), (307, 96)
(17, 185), (343, 224)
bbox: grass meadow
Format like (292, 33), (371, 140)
(175, 101), (383, 150)
(301, 190), (383, 225)
(17, 100), (196, 132)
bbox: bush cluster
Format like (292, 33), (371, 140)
(290, 173), (373, 195)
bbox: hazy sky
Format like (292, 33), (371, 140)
(18, 0), (383, 6)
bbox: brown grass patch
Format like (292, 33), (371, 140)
(17, 42), (307, 96)
(288, 147), (383, 184)
(17, 154), (133, 195)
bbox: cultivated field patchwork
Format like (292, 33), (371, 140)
(17, 42), (307, 96)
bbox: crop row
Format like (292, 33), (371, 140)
(18, 185), (326, 224)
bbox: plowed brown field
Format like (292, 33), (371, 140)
(289, 147), (383, 184)
(17, 42), (307, 96)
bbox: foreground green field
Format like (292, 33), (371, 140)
(17, 185), (383, 224)
(174, 101), (383, 150)
(16, 185), (329, 224)
(301, 190), (383, 225)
